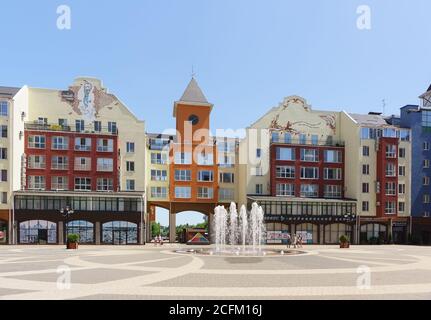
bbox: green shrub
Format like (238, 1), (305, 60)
(339, 235), (349, 243)
(67, 234), (80, 243)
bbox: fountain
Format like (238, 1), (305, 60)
(175, 202), (305, 257)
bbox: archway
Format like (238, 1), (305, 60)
(150, 207), (170, 242)
(175, 211), (208, 244)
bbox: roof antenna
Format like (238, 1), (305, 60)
(191, 65), (196, 79)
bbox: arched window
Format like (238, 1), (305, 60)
(296, 223), (319, 244)
(66, 220), (94, 244)
(19, 220), (57, 244)
(102, 221), (138, 245)
(324, 224), (353, 244)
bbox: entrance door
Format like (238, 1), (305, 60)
(393, 226), (406, 244)
(113, 230), (127, 245)
(38, 229), (48, 244)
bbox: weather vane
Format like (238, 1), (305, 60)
(191, 65), (196, 78)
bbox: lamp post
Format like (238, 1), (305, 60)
(60, 206), (74, 244)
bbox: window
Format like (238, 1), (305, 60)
(424, 142), (430, 151)
(400, 130), (410, 141)
(28, 176), (45, 190)
(126, 142), (135, 153)
(75, 137), (91, 151)
(1, 192), (7, 204)
(51, 156), (68, 170)
(218, 154), (235, 167)
(108, 122), (117, 134)
(0, 170), (7, 182)
(386, 145), (397, 158)
(219, 172), (234, 183)
(362, 201), (369, 212)
(198, 170), (214, 182)
(0, 101), (8, 117)
(422, 110), (431, 128)
(197, 187), (213, 199)
(276, 147), (295, 161)
(217, 141), (236, 153)
(363, 146), (370, 156)
(197, 152), (214, 165)
(0, 148), (6, 160)
(300, 184), (318, 198)
(399, 166), (406, 177)
(255, 184), (263, 195)
(75, 120), (84, 132)
(361, 128), (371, 139)
(97, 158), (113, 172)
(271, 132), (279, 143)
(399, 148), (406, 158)
(97, 178), (114, 191)
(94, 121), (102, 132)
(276, 166), (295, 179)
(252, 166), (263, 176)
(219, 188), (234, 200)
(174, 152), (192, 165)
(151, 187), (167, 198)
(399, 202), (405, 213)
(324, 185), (342, 198)
(175, 186), (191, 199)
(276, 184), (295, 196)
(37, 117), (47, 125)
(385, 163), (396, 177)
(151, 153), (167, 164)
(97, 139), (114, 152)
(362, 164), (370, 175)
(424, 176), (430, 186)
(385, 201), (396, 214)
(311, 135), (319, 145)
(284, 133), (292, 144)
(151, 170), (167, 181)
(175, 169), (191, 181)
(28, 155), (46, 169)
(424, 159), (430, 169)
(75, 178), (91, 191)
(425, 194), (431, 204)
(75, 157), (91, 171)
(0, 125), (7, 138)
(58, 119), (68, 127)
(126, 179), (135, 191)
(52, 136), (69, 150)
(300, 167), (319, 179)
(301, 149), (318, 162)
(256, 149), (262, 158)
(126, 161), (135, 172)
(385, 182), (396, 196)
(324, 168), (342, 180)
(362, 183), (369, 193)
(28, 135), (45, 149)
(51, 177), (68, 190)
(399, 184), (406, 195)
(383, 128), (397, 138)
(324, 150), (342, 163)
(299, 134), (307, 145)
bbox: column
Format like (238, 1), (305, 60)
(319, 224), (324, 244)
(139, 221), (144, 245)
(95, 222), (101, 245)
(146, 213), (152, 243)
(58, 222), (64, 245)
(169, 213), (176, 243)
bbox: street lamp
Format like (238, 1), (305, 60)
(60, 206), (74, 243)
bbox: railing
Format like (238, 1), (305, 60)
(74, 164), (91, 171)
(271, 138), (345, 147)
(28, 162), (46, 169)
(51, 163), (68, 170)
(97, 146), (113, 152)
(97, 164), (113, 172)
(51, 184), (69, 191)
(75, 145), (91, 152)
(25, 122), (118, 135)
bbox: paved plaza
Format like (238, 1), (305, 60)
(0, 244), (430, 300)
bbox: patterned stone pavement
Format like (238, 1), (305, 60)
(0, 244), (430, 300)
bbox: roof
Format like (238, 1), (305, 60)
(348, 113), (389, 126)
(0, 86), (20, 97)
(179, 78), (209, 104)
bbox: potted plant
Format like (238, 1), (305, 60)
(67, 234), (80, 250)
(339, 235), (350, 248)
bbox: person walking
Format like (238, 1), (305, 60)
(286, 233), (291, 249)
(293, 234), (298, 249)
(298, 234), (303, 248)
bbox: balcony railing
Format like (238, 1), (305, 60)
(28, 162), (46, 169)
(271, 138), (345, 147)
(51, 184), (69, 191)
(51, 163), (68, 170)
(75, 145), (92, 152)
(97, 146), (113, 152)
(25, 122), (118, 135)
(74, 164), (91, 171)
(97, 164), (113, 172)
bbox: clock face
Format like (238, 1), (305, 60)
(188, 114), (199, 125)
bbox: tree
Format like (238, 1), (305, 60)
(151, 222), (161, 238)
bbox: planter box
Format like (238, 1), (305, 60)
(67, 242), (78, 250)
(340, 242), (350, 249)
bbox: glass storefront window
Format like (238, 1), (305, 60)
(102, 221), (138, 245)
(19, 220), (57, 244)
(66, 220), (94, 244)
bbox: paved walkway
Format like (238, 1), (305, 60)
(0, 244), (430, 300)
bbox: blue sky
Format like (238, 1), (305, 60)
(2, 0), (431, 226)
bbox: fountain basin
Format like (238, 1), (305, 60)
(174, 248), (306, 257)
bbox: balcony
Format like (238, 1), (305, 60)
(74, 164), (91, 171)
(51, 163), (69, 170)
(97, 164), (113, 172)
(25, 122), (118, 135)
(51, 184), (69, 191)
(271, 137), (345, 147)
(28, 162), (46, 170)
(75, 145), (91, 152)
